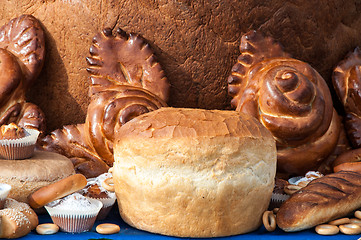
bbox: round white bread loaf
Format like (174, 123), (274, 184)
(113, 107), (277, 237)
(0, 151), (75, 203)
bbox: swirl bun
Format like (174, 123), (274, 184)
(228, 31), (341, 175)
(85, 86), (167, 166)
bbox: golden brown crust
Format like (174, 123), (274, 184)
(333, 148), (361, 173)
(113, 108), (277, 237)
(0, 15), (46, 135)
(0, 198), (38, 238)
(228, 30), (341, 175)
(28, 174), (87, 209)
(277, 171), (361, 232)
(332, 47), (361, 148)
(0, 14), (45, 86)
(39, 28), (168, 178)
(87, 28), (169, 102)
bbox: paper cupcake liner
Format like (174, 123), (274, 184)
(0, 128), (39, 159)
(269, 193), (290, 209)
(45, 198), (103, 233)
(0, 183), (11, 209)
(88, 194), (116, 220)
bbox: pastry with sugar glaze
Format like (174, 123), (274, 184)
(333, 47), (361, 148)
(39, 28), (169, 178)
(0, 14), (45, 134)
(228, 30), (342, 176)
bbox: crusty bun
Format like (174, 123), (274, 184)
(0, 198), (39, 239)
(0, 150), (75, 203)
(113, 107), (277, 237)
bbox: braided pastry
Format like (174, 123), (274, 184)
(228, 30), (341, 175)
(0, 14), (46, 134)
(333, 47), (361, 148)
(40, 28), (169, 178)
(0, 198), (38, 238)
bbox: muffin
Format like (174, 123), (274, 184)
(0, 183), (11, 209)
(0, 123), (26, 140)
(44, 193), (102, 233)
(0, 123), (39, 159)
(81, 173), (116, 220)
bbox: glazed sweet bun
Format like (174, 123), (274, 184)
(113, 107), (277, 237)
(0, 151), (75, 203)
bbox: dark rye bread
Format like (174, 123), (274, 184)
(1, 1), (361, 131)
(277, 171), (361, 232)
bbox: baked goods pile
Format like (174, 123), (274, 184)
(39, 28), (169, 178)
(2, 4), (361, 238)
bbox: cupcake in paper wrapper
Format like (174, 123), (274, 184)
(45, 193), (103, 233)
(269, 178), (289, 210)
(0, 128), (40, 159)
(81, 172), (116, 220)
(0, 183), (11, 209)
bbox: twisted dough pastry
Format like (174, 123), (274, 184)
(228, 30), (341, 175)
(40, 28), (169, 178)
(333, 47), (361, 148)
(0, 15), (45, 133)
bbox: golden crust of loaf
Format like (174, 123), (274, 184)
(113, 108), (277, 237)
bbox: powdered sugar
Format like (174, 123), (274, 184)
(0, 183), (11, 199)
(46, 193), (92, 209)
(85, 173), (112, 193)
(289, 171), (324, 185)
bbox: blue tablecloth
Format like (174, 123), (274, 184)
(20, 205), (361, 240)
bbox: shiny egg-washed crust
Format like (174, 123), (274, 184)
(0, 15), (45, 134)
(86, 28), (169, 102)
(228, 30), (342, 176)
(332, 47), (361, 148)
(277, 171), (361, 232)
(39, 28), (169, 178)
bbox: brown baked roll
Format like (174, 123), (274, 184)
(277, 171), (361, 232)
(113, 107), (277, 237)
(228, 30), (341, 176)
(332, 47), (361, 148)
(0, 14), (46, 134)
(86, 28), (169, 102)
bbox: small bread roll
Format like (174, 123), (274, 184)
(113, 107), (277, 237)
